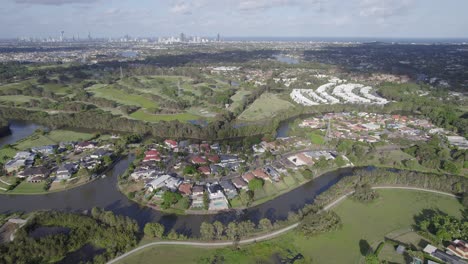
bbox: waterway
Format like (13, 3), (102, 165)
(0, 120), (355, 236)
(274, 54), (299, 64)
(0, 120), (42, 148)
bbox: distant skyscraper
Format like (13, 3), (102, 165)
(217, 33), (220, 42)
(180, 33), (186, 42)
(88, 32), (92, 41)
(60, 31), (64, 42)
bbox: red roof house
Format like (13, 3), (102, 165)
(242, 172), (255, 182)
(178, 183), (193, 196)
(198, 166), (211, 175)
(252, 169), (271, 182)
(191, 156), (207, 164)
(207, 155), (220, 163)
(164, 139), (178, 149)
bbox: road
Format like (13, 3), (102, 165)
(107, 186), (458, 264)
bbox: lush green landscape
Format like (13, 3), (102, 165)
(117, 189), (464, 264)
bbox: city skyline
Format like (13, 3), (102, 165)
(1, 0), (468, 39)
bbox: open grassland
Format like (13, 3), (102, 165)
(116, 189), (463, 264)
(238, 93), (294, 121)
(228, 89), (251, 111)
(89, 84), (158, 109)
(14, 130), (94, 150)
(5, 181), (45, 194)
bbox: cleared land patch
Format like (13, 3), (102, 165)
(238, 93), (294, 121)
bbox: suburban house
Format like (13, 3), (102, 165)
(191, 185), (205, 208)
(220, 180), (238, 199)
(55, 163), (79, 181)
(423, 244), (466, 264)
(31, 145), (57, 156)
(4, 152), (36, 173)
(146, 175), (182, 192)
(242, 172), (255, 182)
(18, 166), (49, 183)
(207, 155), (220, 163)
(448, 240), (468, 259)
(75, 141), (96, 151)
(90, 149), (110, 159)
(143, 150), (161, 162)
(231, 177), (248, 190)
(198, 166), (211, 175)
(191, 156), (207, 165)
(130, 169), (157, 180)
(164, 139), (178, 149)
(252, 168), (271, 182)
(178, 182), (193, 196)
(264, 165), (281, 182)
(207, 183), (229, 210)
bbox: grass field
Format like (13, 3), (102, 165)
(14, 130), (94, 150)
(238, 93), (294, 121)
(228, 89), (251, 111)
(117, 189), (463, 264)
(89, 84), (158, 109)
(309, 132), (325, 145)
(7, 181), (45, 194)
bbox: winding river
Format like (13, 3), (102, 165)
(0, 120), (356, 236)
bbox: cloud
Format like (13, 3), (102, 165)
(358, 0), (415, 18)
(238, 0), (300, 11)
(14, 0), (97, 5)
(170, 1), (192, 15)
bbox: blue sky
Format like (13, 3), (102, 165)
(1, 0), (467, 39)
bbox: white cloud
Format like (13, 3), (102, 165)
(359, 0), (415, 18)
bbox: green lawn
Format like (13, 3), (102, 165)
(130, 109), (201, 122)
(310, 132), (325, 145)
(14, 130), (94, 150)
(89, 84), (158, 109)
(228, 89), (251, 111)
(8, 181), (45, 194)
(116, 189), (463, 264)
(238, 93), (294, 121)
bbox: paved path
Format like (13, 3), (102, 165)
(107, 186), (458, 264)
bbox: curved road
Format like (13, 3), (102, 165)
(107, 186), (458, 264)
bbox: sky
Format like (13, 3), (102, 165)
(1, 0), (467, 39)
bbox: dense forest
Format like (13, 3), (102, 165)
(0, 209), (139, 264)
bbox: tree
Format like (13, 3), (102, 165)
(240, 190), (254, 206)
(442, 160), (460, 174)
(161, 191), (182, 209)
(462, 192), (468, 208)
(237, 221), (255, 238)
(203, 192), (209, 210)
(259, 218), (273, 231)
(200, 222), (215, 240)
(179, 196), (191, 209)
(365, 254), (380, 264)
(298, 211), (341, 237)
(334, 155), (347, 167)
(213, 221), (225, 239)
(352, 183), (379, 202)
(103, 155), (112, 166)
(226, 222), (239, 240)
(248, 178), (264, 191)
(144, 223), (165, 238)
